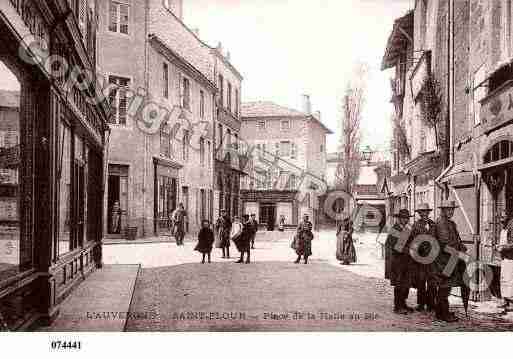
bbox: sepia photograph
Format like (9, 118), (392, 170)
(1, 0), (513, 354)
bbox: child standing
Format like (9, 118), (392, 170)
(195, 220), (215, 263)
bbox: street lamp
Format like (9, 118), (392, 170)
(362, 145), (373, 162)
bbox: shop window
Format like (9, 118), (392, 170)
(484, 140), (513, 164)
(58, 122), (72, 255)
(0, 63), (30, 282)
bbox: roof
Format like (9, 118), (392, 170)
(381, 11), (414, 70)
(241, 101), (334, 134)
(0, 90), (20, 108)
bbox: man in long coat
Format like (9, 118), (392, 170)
(250, 214), (258, 249)
(385, 209), (414, 314)
(433, 200), (467, 322)
(409, 203), (437, 312)
(215, 209), (232, 258)
(294, 214), (314, 264)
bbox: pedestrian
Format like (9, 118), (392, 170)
(499, 214), (513, 311)
(336, 218), (357, 265)
(215, 209), (232, 258)
(250, 214), (258, 249)
(110, 201), (121, 234)
(195, 219), (215, 264)
(293, 214), (314, 264)
(410, 203), (437, 312)
(172, 203), (187, 246)
(433, 200), (467, 322)
(234, 214), (251, 264)
(385, 209), (414, 315)
(278, 215), (285, 232)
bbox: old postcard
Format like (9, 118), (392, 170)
(2, 1), (513, 351)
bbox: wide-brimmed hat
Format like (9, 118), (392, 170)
(415, 203), (433, 212)
(438, 200), (459, 209)
(393, 209), (413, 219)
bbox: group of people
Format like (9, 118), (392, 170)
(385, 200), (467, 322)
(194, 209), (259, 264)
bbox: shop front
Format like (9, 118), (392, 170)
(0, 1), (108, 330)
(153, 157), (181, 236)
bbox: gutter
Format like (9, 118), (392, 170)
(435, 0), (454, 187)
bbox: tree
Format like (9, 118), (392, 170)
(335, 62), (368, 193)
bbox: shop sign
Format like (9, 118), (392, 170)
(481, 81), (513, 134)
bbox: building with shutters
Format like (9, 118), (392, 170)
(212, 43), (244, 220)
(240, 96), (332, 230)
(97, 0), (228, 237)
(0, 0), (109, 329)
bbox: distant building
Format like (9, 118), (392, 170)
(240, 96), (332, 230)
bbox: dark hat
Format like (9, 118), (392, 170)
(415, 203), (433, 212)
(393, 209), (413, 219)
(438, 200), (459, 209)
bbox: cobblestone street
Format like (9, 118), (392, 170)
(103, 231), (513, 331)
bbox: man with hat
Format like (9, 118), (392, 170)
(409, 203), (437, 312)
(215, 209), (232, 258)
(433, 200), (467, 322)
(385, 208), (415, 314)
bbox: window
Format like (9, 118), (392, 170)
(288, 174), (296, 189)
(163, 62), (169, 99)
(218, 75), (224, 107)
(320, 144), (324, 152)
(160, 124), (172, 158)
(217, 123), (223, 149)
(58, 123), (72, 255)
(108, 1), (129, 35)
(280, 120), (290, 131)
(291, 142), (297, 159)
(200, 189), (206, 221)
(257, 121), (266, 130)
(279, 141), (291, 157)
(473, 65), (486, 126)
(108, 75), (130, 125)
(227, 82), (232, 111)
(206, 140), (211, 168)
(235, 89), (239, 117)
(200, 90), (205, 119)
(200, 137), (205, 167)
(182, 77), (191, 110)
(484, 141), (513, 164)
(234, 133), (238, 150)
(182, 130), (190, 161)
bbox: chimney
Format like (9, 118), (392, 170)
(301, 94), (311, 115)
(314, 110), (321, 121)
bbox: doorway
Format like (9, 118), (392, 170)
(260, 203), (276, 231)
(107, 165), (128, 236)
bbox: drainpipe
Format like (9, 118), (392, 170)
(435, 0), (455, 192)
(141, 0), (150, 237)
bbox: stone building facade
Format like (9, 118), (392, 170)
(212, 44), (244, 220)
(383, 0), (513, 299)
(240, 97), (332, 230)
(0, 0), (109, 329)
(97, 0), (237, 237)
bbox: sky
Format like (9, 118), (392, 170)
(183, 0), (414, 154)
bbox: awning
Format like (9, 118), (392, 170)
(439, 162), (475, 187)
(381, 11), (414, 70)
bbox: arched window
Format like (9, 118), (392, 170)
(483, 140), (513, 164)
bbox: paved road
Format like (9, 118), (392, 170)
(107, 231), (513, 331)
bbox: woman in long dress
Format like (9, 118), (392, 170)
(336, 218), (356, 265)
(293, 214), (314, 264)
(194, 220), (214, 263)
